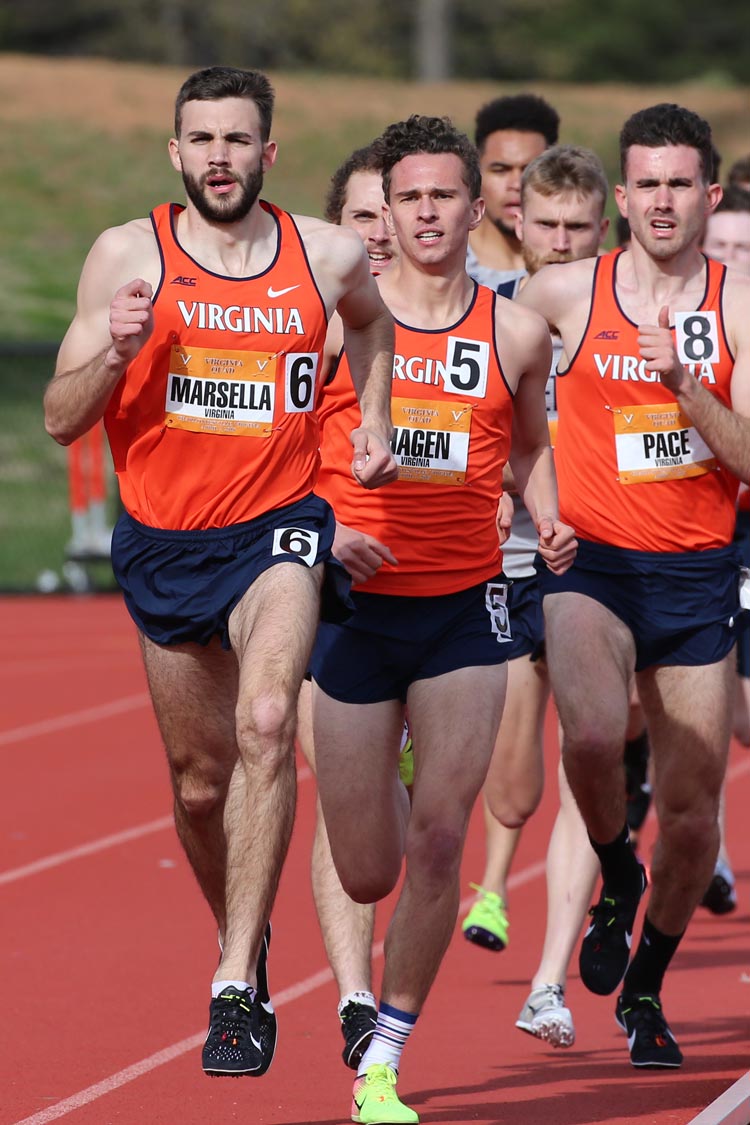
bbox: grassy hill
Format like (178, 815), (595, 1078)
(3, 53), (749, 342)
(1, 55), (747, 590)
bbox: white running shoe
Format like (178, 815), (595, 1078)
(516, 984), (575, 1048)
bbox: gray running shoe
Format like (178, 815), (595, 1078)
(516, 984), (575, 1048)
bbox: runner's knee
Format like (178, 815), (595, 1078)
(406, 821), (464, 886)
(235, 690), (297, 762)
(173, 772), (228, 820)
(486, 781), (543, 827)
(658, 802), (719, 860)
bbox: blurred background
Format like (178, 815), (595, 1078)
(1, 0), (748, 591)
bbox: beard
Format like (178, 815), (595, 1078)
(182, 163), (264, 224)
(491, 213), (520, 240)
(522, 247), (573, 276)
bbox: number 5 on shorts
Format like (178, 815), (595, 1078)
(272, 526), (320, 566)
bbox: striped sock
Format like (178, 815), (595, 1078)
(357, 1001), (418, 1076)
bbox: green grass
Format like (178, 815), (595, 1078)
(0, 351), (118, 590)
(2, 56), (749, 589)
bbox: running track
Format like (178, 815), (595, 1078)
(3, 595), (750, 1125)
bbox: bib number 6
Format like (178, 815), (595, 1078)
(272, 526), (320, 567)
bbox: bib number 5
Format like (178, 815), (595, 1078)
(444, 336), (489, 398)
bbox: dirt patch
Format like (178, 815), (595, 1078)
(3, 53), (748, 161)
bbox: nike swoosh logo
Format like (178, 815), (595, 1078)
(260, 1000), (274, 1014)
(250, 1033), (262, 1050)
(628, 1032), (636, 1050)
(267, 284), (300, 299)
(625, 931), (633, 949)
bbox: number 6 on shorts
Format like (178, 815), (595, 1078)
(272, 526), (320, 566)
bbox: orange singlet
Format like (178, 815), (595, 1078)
(556, 250), (738, 552)
(104, 201), (328, 530)
(317, 284), (513, 596)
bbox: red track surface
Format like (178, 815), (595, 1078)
(3, 594), (750, 1125)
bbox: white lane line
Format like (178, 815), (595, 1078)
(9, 856), (546, 1124)
(686, 1070), (750, 1125)
(0, 694), (151, 747)
(0, 768), (313, 888)
(0, 818), (174, 886)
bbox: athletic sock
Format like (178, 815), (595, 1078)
(623, 915), (684, 996)
(338, 990), (377, 1017)
(588, 823), (642, 896)
(357, 1001), (418, 1076)
(211, 979), (255, 999)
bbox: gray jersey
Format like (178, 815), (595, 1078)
(466, 245), (525, 297)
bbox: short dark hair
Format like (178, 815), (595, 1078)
(174, 66), (275, 141)
(728, 154), (750, 189)
(619, 103), (715, 183)
(325, 142), (386, 224)
(379, 115), (481, 202)
(474, 94), (560, 153)
(714, 184), (750, 216)
(522, 144), (608, 209)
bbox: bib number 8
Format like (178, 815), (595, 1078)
(674, 310), (719, 365)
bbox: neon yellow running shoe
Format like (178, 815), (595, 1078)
(461, 882), (509, 951)
(351, 1063), (419, 1124)
(398, 732), (414, 787)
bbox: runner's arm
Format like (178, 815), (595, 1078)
(333, 230), (397, 489)
(333, 522), (398, 585)
(45, 225), (155, 445)
(640, 300), (750, 482)
(509, 309), (577, 574)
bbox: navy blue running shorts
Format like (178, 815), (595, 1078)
(310, 574), (513, 704)
(111, 493), (353, 649)
(536, 538), (741, 671)
(506, 573), (544, 662)
(733, 510), (750, 678)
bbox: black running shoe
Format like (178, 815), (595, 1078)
(700, 863), (737, 915)
(615, 992), (683, 1068)
(255, 923), (277, 1075)
(202, 986), (263, 1076)
(340, 1000), (378, 1070)
(579, 866), (647, 996)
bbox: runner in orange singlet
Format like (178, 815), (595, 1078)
(297, 140), (400, 1071)
(44, 66), (396, 1080)
(310, 115), (577, 1125)
(519, 103), (750, 1069)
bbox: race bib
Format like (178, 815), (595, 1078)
(391, 397), (472, 485)
(674, 310), (720, 366)
(165, 344), (276, 436)
(612, 403), (715, 484)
